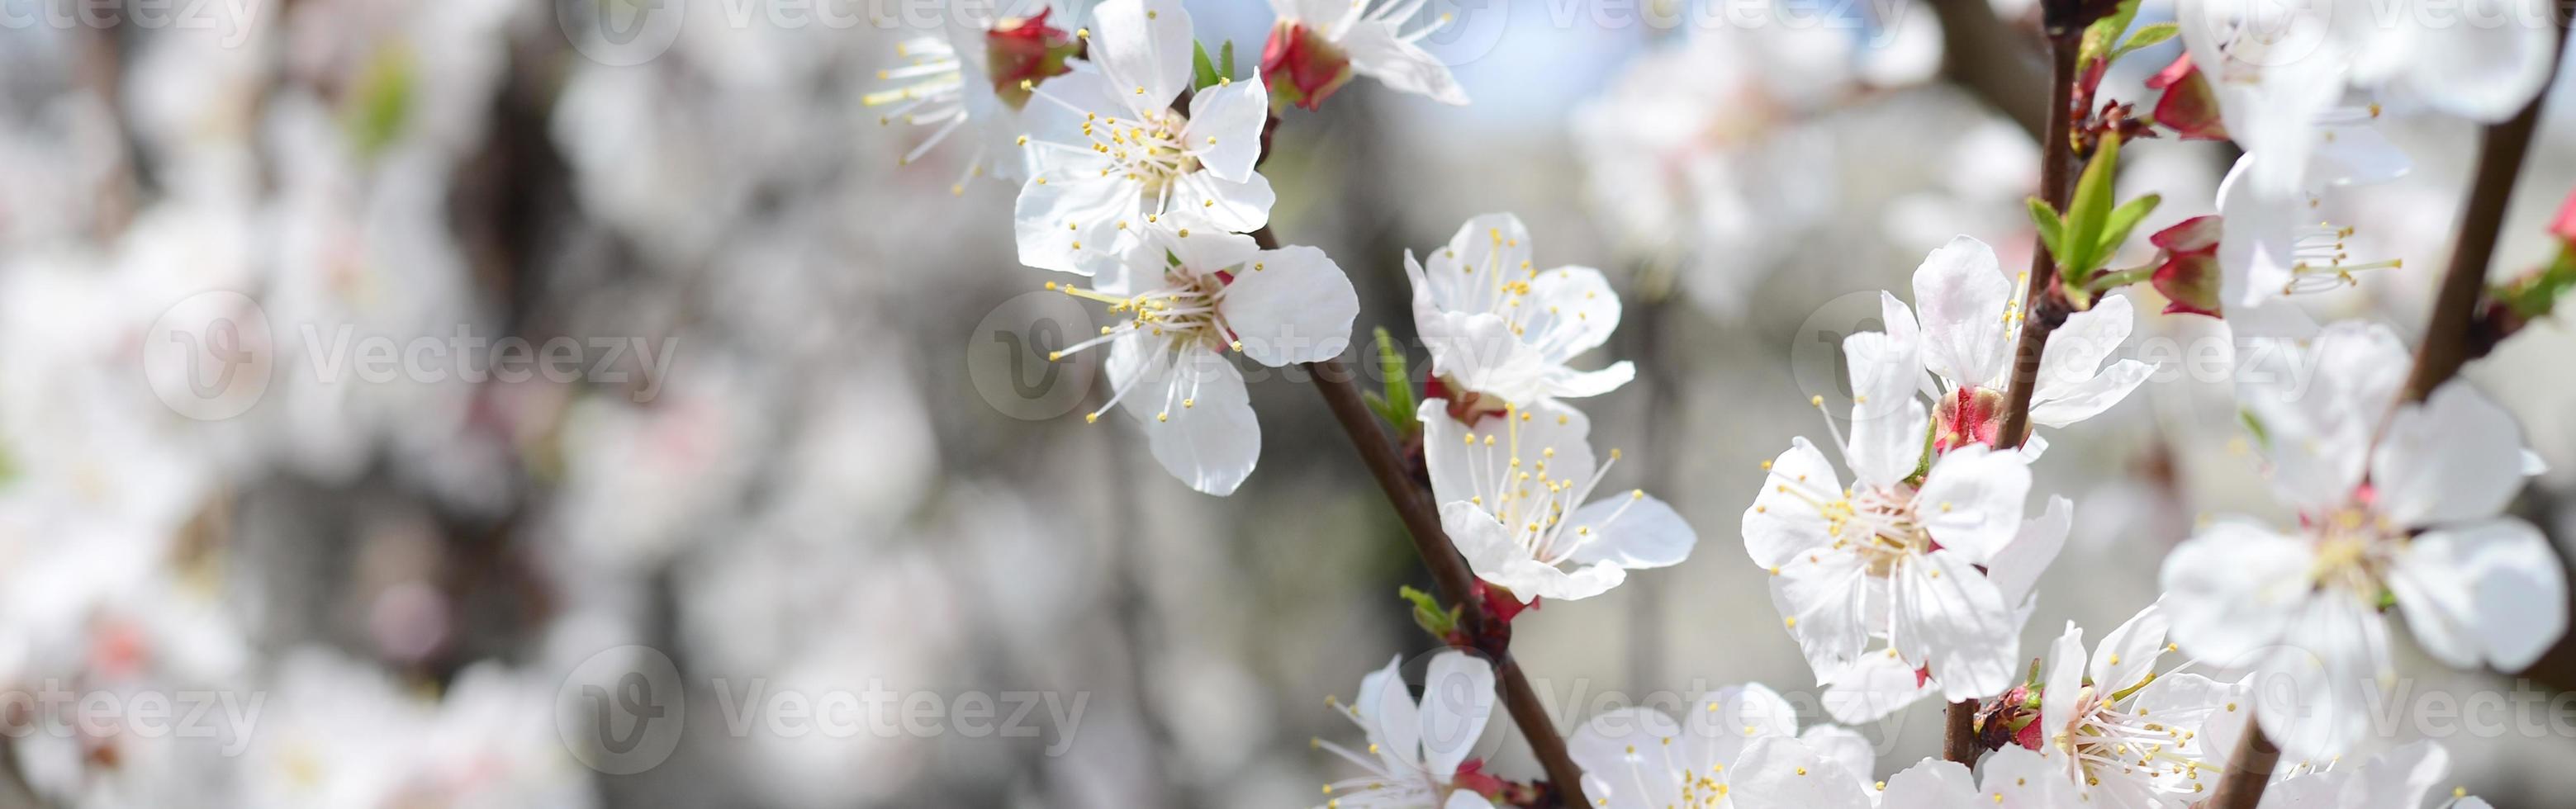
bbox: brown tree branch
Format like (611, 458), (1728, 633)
(2403, 86), (2552, 403)
(1952, 12), (2080, 768)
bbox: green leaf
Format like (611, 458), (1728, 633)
(2026, 196), (2066, 263)
(2077, 0), (2143, 69)
(1219, 40), (1237, 82)
(1399, 585), (1462, 640)
(346, 45), (415, 159)
(1373, 327), (1418, 437)
(2115, 22), (2180, 59)
(2094, 192), (2162, 264)
(2057, 131), (2125, 282)
(1191, 40), (1221, 90)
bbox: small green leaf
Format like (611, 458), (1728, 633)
(2115, 22), (2180, 59)
(1191, 40), (1222, 90)
(2026, 196), (2066, 263)
(2239, 408), (2270, 449)
(1373, 327), (1418, 437)
(1219, 40), (1237, 82)
(1400, 585), (1462, 640)
(2077, 0), (2143, 69)
(2094, 192), (2162, 263)
(2057, 131), (2126, 283)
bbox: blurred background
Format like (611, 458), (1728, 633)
(5, 0), (2576, 805)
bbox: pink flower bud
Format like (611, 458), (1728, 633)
(1261, 21), (1354, 111)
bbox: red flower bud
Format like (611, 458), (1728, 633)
(2147, 215), (2223, 318)
(1261, 21), (1354, 111)
(987, 10), (1078, 110)
(2147, 53), (2227, 142)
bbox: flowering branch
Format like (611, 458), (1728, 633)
(1254, 226), (1595, 807)
(1947, 0), (2085, 769)
(2202, 19), (2567, 809)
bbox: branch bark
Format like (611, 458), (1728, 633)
(1951, 13), (2080, 767)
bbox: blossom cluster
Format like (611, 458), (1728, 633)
(890, 0), (2569, 803)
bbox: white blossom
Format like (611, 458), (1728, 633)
(1421, 397), (1696, 601)
(1013, 0), (1275, 277)
(2161, 320), (2566, 758)
(1405, 213), (1634, 409)
(1047, 218), (1358, 494)
(1565, 684), (1876, 809)
(1313, 651), (1502, 809)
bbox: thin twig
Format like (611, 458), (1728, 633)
(1993, 26), (2082, 450)
(1951, 13), (2081, 767)
(1257, 224), (1593, 806)
(2204, 720), (2281, 809)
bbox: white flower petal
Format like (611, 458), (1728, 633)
(1909, 234), (2014, 390)
(1904, 550), (2019, 701)
(1745, 437), (1843, 569)
(2159, 518), (2314, 664)
(1819, 651), (1938, 725)
(1013, 166), (1139, 277)
(1338, 18), (1470, 105)
(1540, 361), (1636, 400)
(1179, 168), (1275, 234)
(1182, 74), (1269, 182)
(1985, 494), (2069, 607)
(1563, 493), (1696, 570)
(1113, 342), (1260, 495)
(1772, 547), (1871, 674)
(1089, 0), (1193, 111)
(1729, 736), (1872, 809)
(1912, 444), (2032, 565)
(2393, 518), (2567, 670)
(1520, 265), (1623, 366)
(2040, 622), (2085, 753)
(1222, 245), (1359, 367)
(2372, 381), (2526, 528)
(2088, 600), (2170, 693)
(1419, 650), (1496, 777)
(1876, 758), (1979, 808)
(1797, 725), (1874, 785)
(1568, 707), (1682, 809)
(1977, 745), (2081, 807)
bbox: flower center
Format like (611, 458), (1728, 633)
(1456, 406), (1637, 566)
(2308, 505), (2400, 601)
(1043, 256), (1250, 423)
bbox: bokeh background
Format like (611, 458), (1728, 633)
(5, 0), (2576, 805)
